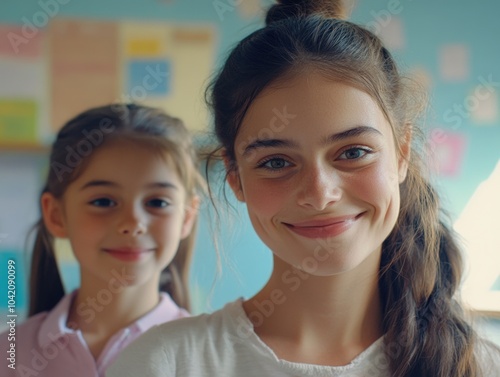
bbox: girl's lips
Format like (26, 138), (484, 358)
(284, 213), (363, 239)
(103, 248), (153, 262)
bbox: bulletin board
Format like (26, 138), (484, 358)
(0, 18), (217, 148)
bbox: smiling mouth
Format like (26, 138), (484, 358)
(284, 213), (364, 239)
(103, 248), (154, 262)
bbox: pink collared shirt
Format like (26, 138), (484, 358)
(1, 291), (188, 377)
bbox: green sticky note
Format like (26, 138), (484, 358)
(0, 99), (37, 143)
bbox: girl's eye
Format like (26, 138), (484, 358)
(338, 147), (371, 160)
(146, 199), (170, 208)
(89, 198), (116, 207)
(258, 157), (291, 171)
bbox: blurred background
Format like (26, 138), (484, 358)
(0, 0), (499, 344)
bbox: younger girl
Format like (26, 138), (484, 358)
(0, 103), (203, 377)
(109, 1), (500, 376)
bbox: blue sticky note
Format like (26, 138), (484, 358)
(127, 59), (171, 97)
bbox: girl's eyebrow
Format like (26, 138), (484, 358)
(80, 180), (117, 191)
(242, 125), (382, 157)
(242, 138), (298, 157)
(79, 180), (178, 191)
(320, 125), (383, 145)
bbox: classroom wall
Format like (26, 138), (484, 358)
(1, 0), (499, 343)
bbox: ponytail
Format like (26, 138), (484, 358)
(28, 218), (65, 316)
(379, 162), (480, 376)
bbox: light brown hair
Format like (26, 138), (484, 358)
(29, 103), (204, 315)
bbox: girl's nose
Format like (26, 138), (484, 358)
(296, 165), (342, 211)
(118, 208), (147, 236)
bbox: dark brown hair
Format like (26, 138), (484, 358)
(205, 0), (481, 375)
(29, 103), (204, 315)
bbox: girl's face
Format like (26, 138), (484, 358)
(43, 140), (198, 289)
(228, 73), (409, 276)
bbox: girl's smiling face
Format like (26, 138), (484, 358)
(43, 139), (198, 289)
(228, 73), (409, 276)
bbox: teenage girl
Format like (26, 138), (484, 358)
(1, 103), (204, 377)
(108, 1), (500, 376)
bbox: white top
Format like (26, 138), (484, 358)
(107, 299), (500, 377)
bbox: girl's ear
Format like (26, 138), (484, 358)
(41, 192), (68, 238)
(181, 196), (200, 239)
(398, 124), (412, 183)
(224, 157), (245, 202)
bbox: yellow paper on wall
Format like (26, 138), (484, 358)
(127, 38), (162, 57)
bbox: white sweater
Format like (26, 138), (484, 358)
(108, 299), (500, 377)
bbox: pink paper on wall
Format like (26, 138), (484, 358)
(377, 16), (405, 50)
(0, 25), (44, 58)
(428, 129), (467, 177)
(439, 44), (470, 81)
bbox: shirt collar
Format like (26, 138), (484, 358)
(38, 290), (78, 348)
(37, 291), (187, 347)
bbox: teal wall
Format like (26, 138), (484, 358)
(1, 2), (499, 344)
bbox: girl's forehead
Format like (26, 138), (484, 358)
(238, 73), (391, 140)
(69, 140), (183, 186)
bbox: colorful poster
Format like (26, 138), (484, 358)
(120, 22), (216, 131)
(49, 19), (119, 132)
(119, 22), (169, 104)
(0, 26), (48, 145)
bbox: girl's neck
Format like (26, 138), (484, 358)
(243, 250), (383, 366)
(67, 274), (160, 360)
